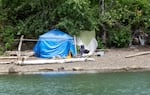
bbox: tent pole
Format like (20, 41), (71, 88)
(74, 35), (77, 56)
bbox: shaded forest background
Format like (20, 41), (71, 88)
(0, 0), (150, 54)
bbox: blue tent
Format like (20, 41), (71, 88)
(33, 29), (76, 58)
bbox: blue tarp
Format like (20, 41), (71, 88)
(33, 29), (76, 58)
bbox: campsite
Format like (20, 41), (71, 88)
(1, 0), (150, 95)
(0, 0), (150, 75)
(0, 28), (149, 74)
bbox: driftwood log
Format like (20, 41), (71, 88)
(17, 58), (95, 65)
(125, 51), (150, 58)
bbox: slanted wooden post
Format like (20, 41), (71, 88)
(17, 35), (24, 64)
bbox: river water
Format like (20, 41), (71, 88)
(0, 71), (150, 95)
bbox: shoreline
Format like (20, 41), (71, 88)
(1, 66), (150, 75)
(1, 47), (150, 75)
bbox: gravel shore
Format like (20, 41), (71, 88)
(0, 47), (150, 74)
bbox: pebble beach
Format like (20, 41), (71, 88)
(0, 47), (150, 74)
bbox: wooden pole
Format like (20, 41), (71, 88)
(74, 35), (77, 55)
(17, 35), (24, 64)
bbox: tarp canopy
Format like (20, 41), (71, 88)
(76, 30), (98, 53)
(33, 29), (76, 58)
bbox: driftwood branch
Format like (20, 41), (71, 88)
(125, 51), (150, 58)
(0, 56), (17, 59)
(14, 39), (37, 42)
(17, 35), (24, 64)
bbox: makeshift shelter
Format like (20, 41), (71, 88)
(76, 30), (98, 54)
(33, 29), (76, 58)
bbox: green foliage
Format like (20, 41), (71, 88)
(0, 0), (150, 52)
(108, 26), (131, 48)
(0, 0), (96, 36)
(1, 0), (61, 37)
(97, 37), (104, 49)
(97, 0), (150, 48)
(0, 45), (4, 55)
(55, 0), (95, 35)
(1, 26), (14, 50)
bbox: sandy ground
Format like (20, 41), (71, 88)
(0, 46), (150, 74)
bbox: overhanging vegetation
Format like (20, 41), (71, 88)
(0, 0), (150, 52)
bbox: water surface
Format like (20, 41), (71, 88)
(0, 71), (150, 95)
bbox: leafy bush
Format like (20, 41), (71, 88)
(0, 45), (4, 55)
(97, 37), (104, 49)
(107, 26), (131, 48)
(1, 26), (14, 50)
(55, 0), (95, 35)
(97, 0), (150, 48)
(0, 0), (150, 53)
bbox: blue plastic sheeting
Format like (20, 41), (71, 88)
(33, 29), (75, 58)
